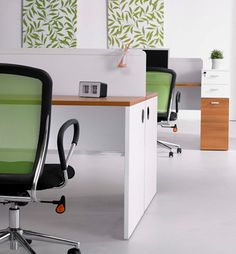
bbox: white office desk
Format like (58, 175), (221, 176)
(52, 93), (158, 239)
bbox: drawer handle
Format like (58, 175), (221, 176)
(141, 109), (145, 123)
(147, 106), (150, 120)
(210, 101), (220, 105)
(209, 88), (219, 91)
(209, 75), (220, 78)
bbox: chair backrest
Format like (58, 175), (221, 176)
(146, 67), (176, 120)
(0, 64), (52, 187)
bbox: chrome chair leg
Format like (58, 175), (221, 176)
(23, 230), (80, 249)
(157, 140), (182, 157)
(0, 206), (81, 253)
(0, 232), (10, 243)
(160, 140), (180, 148)
(157, 140), (173, 151)
(10, 231), (18, 251)
(14, 232), (36, 254)
(158, 140), (180, 149)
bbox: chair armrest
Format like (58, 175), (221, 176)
(57, 119), (80, 172)
(175, 91), (181, 114)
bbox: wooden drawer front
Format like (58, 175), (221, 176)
(201, 84), (230, 98)
(201, 98), (229, 150)
(201, 70), (230, 85)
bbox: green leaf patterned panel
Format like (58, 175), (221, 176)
(23, 0), (78, 48)
(108, 0), (164, 48)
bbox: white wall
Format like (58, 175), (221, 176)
(78, 0), (107, 48)
(164, 0), (234, 119)
(230, 0), (236, 120)
(0, 0), (21, 48)
(0, 0), (232, 56)
(0, 0), (232, 58)
(165, 0), (232, 69)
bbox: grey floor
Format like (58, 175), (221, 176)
(1, 119), (236, 254)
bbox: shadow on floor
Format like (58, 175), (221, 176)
(158, 132), (200, 151)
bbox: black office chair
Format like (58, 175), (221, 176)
(146, 67), (182, 157)
(0, 64), (81, 254)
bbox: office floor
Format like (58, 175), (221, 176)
(1, 119), (236, 254)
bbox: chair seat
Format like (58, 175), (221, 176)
(170, 111), (177, 121)
(157, 112), (167, 122)
(0, 164), (75, 194)
(37, 164), (75, 190)
(158, 111), (177, 122)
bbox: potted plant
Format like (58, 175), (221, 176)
(210, 49), (224, 69)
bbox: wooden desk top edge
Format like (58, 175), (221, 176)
(52, 92), (157, 107)
(176, 82), (201, 87)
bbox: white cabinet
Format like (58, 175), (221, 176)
(51, 95), (158, 240)
(201, 70), (230, 98)
(124, 100), (146, 239)
(124, 96), (157, 239)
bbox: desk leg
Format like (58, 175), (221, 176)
(124, 103), (145, 239)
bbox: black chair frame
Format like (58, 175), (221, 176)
(0, 64), (81, 254)
(147, 67), (182, 157)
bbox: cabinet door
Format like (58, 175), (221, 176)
(124, 101), (145, 239)
(144, 97), (157, 210)
(201, 98), (229, 150)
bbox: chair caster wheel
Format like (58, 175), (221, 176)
(26, 239), (32, 244)
(68, 248), (81, 254)
(169, 151), (174, 158)
(177, 148), (182, 154)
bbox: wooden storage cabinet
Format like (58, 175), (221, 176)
(201, 98), (229, 150)
(201, 69), (230, 150)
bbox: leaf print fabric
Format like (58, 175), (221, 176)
(23, 0), (77, 48)
(108, 0), (164, 48)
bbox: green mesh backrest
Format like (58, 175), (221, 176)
(0, 74), (42, 174)
(146, 71), (172, 114)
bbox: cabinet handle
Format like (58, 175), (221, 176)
(210, 101), (220, 105)
(209, 88), (219, 91)
(209, 75), (219, 78)
(147, 107), (150, 120)
(142, 109), (145, 123)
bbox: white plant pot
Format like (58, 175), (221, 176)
(212, 59), (224, 69)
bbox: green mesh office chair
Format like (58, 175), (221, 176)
(146, 67), (182, 157)
(0, 64), (81, 254)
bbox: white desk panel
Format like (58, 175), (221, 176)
(51, 95), (158, 240)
